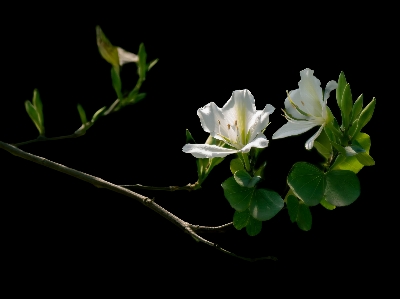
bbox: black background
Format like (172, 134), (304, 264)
(0, 5), (391, 291)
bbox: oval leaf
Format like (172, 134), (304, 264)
(234, 170), (261, 188)
(297, 203), (312, 231)
(287, 195), (299, 223)
(221, 177), (253, 211)
(230, 158), (245, 175)
(249, 189), (284, 221)
(325, 170), (360, 206)
(287, 162), (325, 206)
(233, 210), (251, 230)
(246, 217), (262, 236)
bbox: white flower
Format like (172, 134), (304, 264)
(182, 89), (275, 158)
(117, 47), (139, 66)
(272, 68), (338, 150)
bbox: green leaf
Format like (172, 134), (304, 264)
(138, 43), (147, 80)
(147, 58), (159, 71)
(314, 141), (332, 160)
(246, 217), (262, 236)
(96, 26), (119, 71)
(324, 126), (337, 144)
(320, 197), (336, 210)
(341, 84), (353, 131)
(25, 100), (42, 134)
(357, 98), (376, 130)
(351, 94), (363, 124)
(332, 142), (347, 156)
(77, 104), (87, 125)
(221, 177), (253, 211)
(91, 106), (107, 123)
(111, 67), (123, 100)
(347, 119), (359, 140)
(355, 153), (375, 166)
(32, 89), (43, 126)
(249, 189), (284, 221)
(287, 195), (299, 223)
(185, 129), (196, 144)
(230, 158), (244, 175)
(234, 170), (261, 188)
(331, 133), (371, 173)
(325, 170), (360, 206)
(253, 161), (266, 178)
(336, 71), (347, 109)
(314, 129), (332, 160)
(297, 203), (312, 231)
(233, 210), (251, 230)
(287, 162), (325, 206)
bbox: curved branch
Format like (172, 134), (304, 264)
(120, 183), (200, 192)
(0, 140), (276, 262)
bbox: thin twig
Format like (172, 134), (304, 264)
(13, 133), (83, 147)
(120, 183), (200, 192)
(0, 140), (276, 262)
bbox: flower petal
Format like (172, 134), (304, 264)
(222, 89), (256, 144)
(197, 102), (230, 141)
(272, 120), (319, 139)
(117, 47), (139, 65)
(323, 80), (338, 103)
(284, 89), (308, 120)
(240, 134), (269, 153)
(298, 68), (323, 116)
(247, 104), (275, 142)
(182, 144), (238, 158)
(305, 125), (324, 150)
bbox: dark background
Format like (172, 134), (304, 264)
(0, 6), (391, 289)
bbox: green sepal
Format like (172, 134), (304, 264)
(341, 83), (353, 131)
(77, 103), (88, 128)
(138, 43), (147, 80)
(185, 129), (196, 144)
(96, 26), (119, 72)
(132, 93), (146, 104)
(347, 119), (359, 140)
(32, 89), (44, 127)
(325, 170), (360, 206)
(25, 100), (43, 135)
(233, 209), (251, 230)
(314, 129), (332, 160)
(253, 161), (266, 178)
(147, 58), (159, 71)
(234, 170), (261, 188)
(111, 67), (123, 101)
(320, 197), (336, 210)
(336, 71), (347, 109)
(351, 94), (363, 124)
(287, 162), (325, 206)
(357, 98), (376, 131)
(91, 106), (107, 123)
(246, 217), (262, 236)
